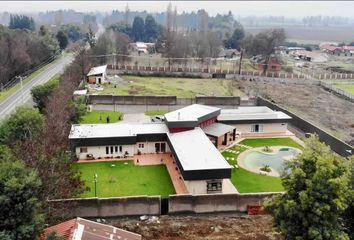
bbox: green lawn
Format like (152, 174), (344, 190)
(80, 110), (123, 124)
(334, 83), (354, 94)
(144, 109), (169, 116)
(239, 137), (303, 149)
(92, 76), (244, 98)
(74, 160), (176, 198)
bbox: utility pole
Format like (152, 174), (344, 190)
(93, 173), (98, 197)
(238, 49), (243, 75)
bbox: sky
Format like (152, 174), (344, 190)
(1, 1), (354, 18)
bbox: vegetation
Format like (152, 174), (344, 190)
(74, 161), (176, 197)
(144, 109), (169, 116)
(93, 75), (244, 97)
(0, 24), (59, 86)
(9, 14), (35, 31)
(60, 24), (86, 42)
(240, 137), (303, 149)
(265, 136), (352, 240)
(0, 146), (44, 240)
(334, 83), (354, 94)
(79, 110), (123, 124)
(31, 74), (60, 113)
(56, 30), (69, 50)
(0, 107), (44, 145)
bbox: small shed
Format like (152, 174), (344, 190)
(87, 65), (107, 84)
(218, 49), (240, 59)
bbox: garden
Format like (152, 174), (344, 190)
(222, 137), (304, 193)
(74, 160), (176, 198)
(79, 110), (124, 124)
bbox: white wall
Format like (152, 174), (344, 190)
(184, 179), (230, 195)
(231, 122), (288, 135)
(76, 141), (170, 160)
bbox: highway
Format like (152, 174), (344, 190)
(0, 53), (74, 120)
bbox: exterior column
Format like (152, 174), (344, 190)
(223, 133), (227, 145)
(233, 128), (236, 141)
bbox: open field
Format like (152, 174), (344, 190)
(74, 160), (176, 198)
(334, 83), (354, 94)
(238, 80), (354, 146)
(221, 137), (301, 193)
(92, 76), (244, 97)
(80, 110), (123, 124)
(109, 214), (280, 240)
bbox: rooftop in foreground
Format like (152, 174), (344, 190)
(218, 106), (291, 121)
(164, 104), (220, 122)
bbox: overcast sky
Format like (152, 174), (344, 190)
(2, 1), (354, 18)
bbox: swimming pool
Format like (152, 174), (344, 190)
(242, 147), (299, 174)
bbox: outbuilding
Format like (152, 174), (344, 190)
(86, 65), (107, 84)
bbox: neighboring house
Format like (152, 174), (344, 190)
(218, 49), (240, 59)
(293, 50), (328, 63)
(41, 217), (141, 240)
(86, 65), (107, 84)
(132, 42), (155, 54)
(251, 55), (281, 72)
(319, 44), (342, 55)
(69, 104), (292, 194)
(342, 45), (354, 56)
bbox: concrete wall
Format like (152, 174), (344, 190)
(196, 96), (240, 106)
(168, 193), (279, 214)
(48, 196), (161, 218)
(76, 142), (170, 160)
(257, 97), (354, 157)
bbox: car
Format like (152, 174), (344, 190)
(151, 115), (165, 122)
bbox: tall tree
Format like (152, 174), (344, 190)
(9, 14), (35, 31)
(224, 27), (245, 50)
(55, 30), (68, 50)
(0, 146), (44, 240)
(144, 15), (159, 42)
(131, 16), (145, 42)
(265, 136), (351, 240)
(31, 77), (59, 113)
(0, 107), (44, 145)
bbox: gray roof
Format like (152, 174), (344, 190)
(202, 123), (235, 137)
(69, 123), (168, 139)
(164, 104), (220, 122)
(217, 106), (291, 121)
(167, 128), (231, 171)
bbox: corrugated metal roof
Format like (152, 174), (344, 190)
(87, 65), (107, 76)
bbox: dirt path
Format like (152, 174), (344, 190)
(107, 214), (281, 240)
(237, 79), (354, 146)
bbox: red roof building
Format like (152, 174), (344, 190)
(41, 217), (142, 240)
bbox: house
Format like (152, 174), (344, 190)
(217, 106), (292, 137)
(319, 44), (342, 55)
(342, 45), (354, 56)
(69, 104), (292, 194)
(133, 42), (155, 54)
(293, 50), (328, 63)
(251, 55), (281, 72)
(41, 217), (141, 240)
(218, 49), (240, 59)
(86, 65), (107, 84)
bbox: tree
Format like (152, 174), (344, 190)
(9, 14), (35, 31)
(343, 156), (354, 239)
(265, 136), (351, 240)
(60, 24), (85, 42)
(0, 146), (44, 240)
(0, 107), (44, 145)
(224, 27), (245, 50)
(55, 30), (68, 50)
(31, 78), (59, 113)
(85, 25), (96, 48)
(39, 25), (48, 36)
(144, 15), (159, 42)
(131, 16), (145, 42)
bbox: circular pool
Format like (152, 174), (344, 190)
(238, 146), (301, 176)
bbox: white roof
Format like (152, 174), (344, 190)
(202, 123), (235, 137)
(73, 89), (88, 95)
(167, 128), (231, 171)
(69, 123), (168, 139)
(217, 106), (291, 121)
(164, 104), (220, 122)
(87, 65), (107, 76)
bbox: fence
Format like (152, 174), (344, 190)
(48, 192), (278, 218)
(257, 97), (354, 157)
(87, 95), (241, 106)
(0, 54), (58, 92)
(320, 81), (354, 102)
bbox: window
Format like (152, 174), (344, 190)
(138, 143), (144, 148)
(110, 146), (114, 154)
(115, 146), (118, 153)
(119, 146), (122, 152)
(80, 147), (88, 153)
(207, 180), (222, 193)
(106, 146), (109, 154)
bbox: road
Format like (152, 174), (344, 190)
(0, 53), (74, 120)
